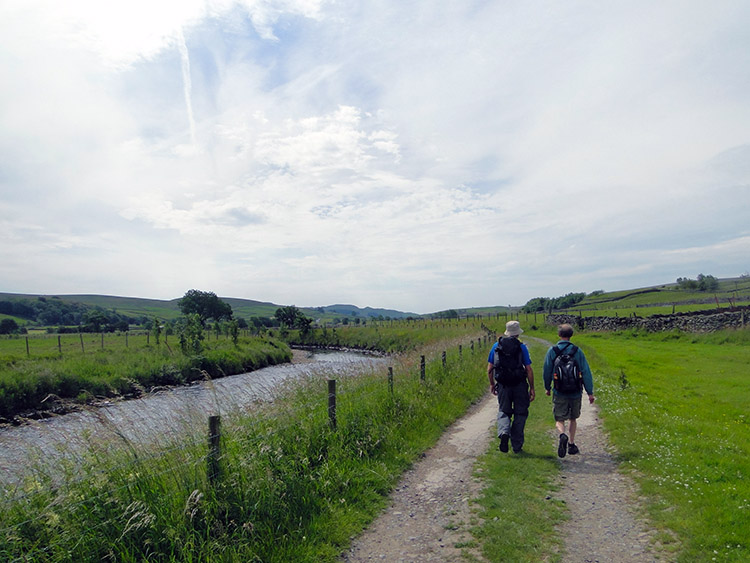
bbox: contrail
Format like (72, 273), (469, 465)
(176, 27), (197, 146)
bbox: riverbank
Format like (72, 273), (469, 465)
(0, 336), (291, 423)
(0, 337), (487, 561)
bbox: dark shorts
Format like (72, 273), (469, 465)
(553, 394), (582, 421)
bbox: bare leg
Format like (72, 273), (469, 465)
(556, 420), (566, 435)
(569, 418), (578, 443)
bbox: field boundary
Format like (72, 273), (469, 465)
(548, 306), (750, 333)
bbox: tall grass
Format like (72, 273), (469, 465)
(0, 338), (488, 561)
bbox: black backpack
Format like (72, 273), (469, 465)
(493, 337), (527, 386)
(552, 345), (582, 393)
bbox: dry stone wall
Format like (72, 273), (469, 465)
(547, 306), (750, 333)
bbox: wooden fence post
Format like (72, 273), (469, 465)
(420, 355), (426, 381)
(459, 344), (462, 359)
(471, 340), (475, 353)
(26, 336), (30, 358)
(442, 351), (446, 368)
(101, 332), (104, 350)
(208, 415), (221, 484)
(80, 333), (85, 353)
(388, 367), (394, 395)
(58, 335), (62, 355)
(328, 379), (337, 430)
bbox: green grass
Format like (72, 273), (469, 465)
(470, 335), (566, 562)
(572, 329), (750, 562)
(0, 338), (489, 561)
(0, 336), (291, 419)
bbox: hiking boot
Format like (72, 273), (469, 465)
(499, 434), (510, 453)
(568, 443), (580, 455)
(513, 447), (523, 454)
(558, 433), (569, 458)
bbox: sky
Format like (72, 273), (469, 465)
(1, 1), (749, 314)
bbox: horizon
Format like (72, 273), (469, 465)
(2, 2), (749, 315)
(3, 271), (745, 316)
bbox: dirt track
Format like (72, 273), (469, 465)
(341, 355), (673, 561)
(341, 394), (496, 562)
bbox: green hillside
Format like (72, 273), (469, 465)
(557, 276), (750, 316)
(0, 292), (419, 329)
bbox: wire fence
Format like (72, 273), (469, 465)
(0, 332), (500, 561)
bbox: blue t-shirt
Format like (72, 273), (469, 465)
(487, 339), (532, 366)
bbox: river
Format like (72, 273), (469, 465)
(0, 349), (386, 490)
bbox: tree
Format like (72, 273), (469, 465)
(677, 274), (718, 291)
(275, 305), (303, 327)
(229, 319), (240, 346)
(697, 273), (719, 291)
(83, 310), (109, 332)
(275, 305), (313, 334)
(150, 316), (162, 346)
(0, 319), (19, 334)
(178, 290), (233, 325)
(294, 314), (313, 335)
(179, 313), (204, 354)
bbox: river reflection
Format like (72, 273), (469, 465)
(0, 350), (385, 488)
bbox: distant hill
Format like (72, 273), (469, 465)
(0, 292), (420, 326)
(317, 304), (418, 319)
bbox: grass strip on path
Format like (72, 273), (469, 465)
(471, 333), (567, 562)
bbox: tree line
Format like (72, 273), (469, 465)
(0, 297), (139, 334)
(521, 292), (588, 314)
(675, 273), (719, 291)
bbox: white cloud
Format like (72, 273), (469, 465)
(1, 1), (750, 312)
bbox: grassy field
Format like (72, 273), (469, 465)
(568, 328), (750, 562)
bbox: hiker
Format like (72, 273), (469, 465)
(543, 323), (595, 458)
(487, 320), (535, 454)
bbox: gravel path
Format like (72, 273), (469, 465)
(341, 394), (497, 562)
(341, 346), (674, 562)
(554, 400), (670, 562)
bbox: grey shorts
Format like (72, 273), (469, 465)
(553, 394), (582, 421)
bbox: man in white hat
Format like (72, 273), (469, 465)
(487, 320), (536, 453)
